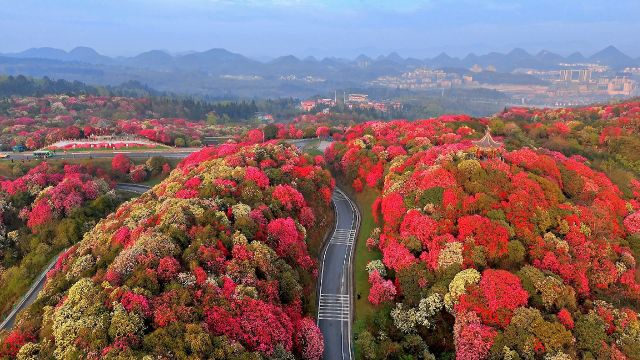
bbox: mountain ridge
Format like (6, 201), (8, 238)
(4, 45), (639, 71)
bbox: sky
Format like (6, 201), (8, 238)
(1, 0), (639, 59)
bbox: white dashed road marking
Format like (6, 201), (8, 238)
(318, 293), (350, 321)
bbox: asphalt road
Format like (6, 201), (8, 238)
(0, 139), (321, 162)
(317, 188), (360, 360)
(287, 137), (359, 359)
(0, 183), (151, 331)
(0, 149), (199, 161)
(115, 183), (154, 194)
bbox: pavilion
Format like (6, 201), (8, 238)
(472, 128), (503, 157)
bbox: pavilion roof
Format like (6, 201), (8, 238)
(472, 128), (502, 149)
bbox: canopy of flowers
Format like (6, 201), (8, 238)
(328, 115), (640, 359)
(2, 142), (332, 359)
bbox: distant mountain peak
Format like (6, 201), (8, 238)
(434, 52), (453, 60)
(137, 49), (171, 56)
(271, 55), (301, 64)
(386, 52), (404, 62)
(508, 48), (530, 57)
(18, 47), (68, 59)
(590, 45), (635, 68)
(591, 45), (630, 59)
(70, 46), (99, 55)
(566, 52), (586, 62)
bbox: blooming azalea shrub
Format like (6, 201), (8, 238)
(0, 162), (118, 324)
(496, 101), (640, 177)
(109, 154), (174, 184)
(111, 154), (132, 175)
(0, 330), (34, 358)
(329, 116), (640, 359)
(1, 142), (332, 359)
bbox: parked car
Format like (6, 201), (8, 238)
(12, 144), (27, 152)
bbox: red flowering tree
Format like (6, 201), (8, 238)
(112, 153), (132, 175)
(295, 318), (324, 360)
(368, 270), (396, 305)
(0, 330), (34, 358)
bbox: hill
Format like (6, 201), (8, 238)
(327, 112), (640, 359)
(0, 142), (333, 359)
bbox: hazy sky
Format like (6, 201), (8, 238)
(2, 0), (639, 59)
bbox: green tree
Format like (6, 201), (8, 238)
(574, 312), (607, 356)
(206, 112), (219, 125)
(264, 124), (278, 140)
(174, 137), (186, 147)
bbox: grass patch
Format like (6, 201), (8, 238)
(140, 177), (164, 187)
(339, 185), (383, 359)
(351, 188), (382, 323)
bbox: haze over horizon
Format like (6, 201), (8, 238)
(2, 0), (640, 59)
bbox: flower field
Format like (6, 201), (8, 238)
(327, 113), (640, 359)
(0, 95), (345, 152)
(3, 96), (640, 359)
(1, 142), (333, 359)
(0, 95), (245, 150)
(0, 163), (119, 326)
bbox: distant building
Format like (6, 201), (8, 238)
(624, 67), (640, 75)
(470, 64), (483, 73)
(255, 113), (274, 122)
(317, 98), (336, 107)
(300, 100), (316, 112)
(559, 69), (592, 83)
(347, 94), (369, 103)
(607, 76), (636, 96)
(472, 128), (503, 158)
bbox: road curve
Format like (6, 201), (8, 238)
(317, 188), (360, 360)
(115, 183), (152, 194)
(0, 183), (151, 331)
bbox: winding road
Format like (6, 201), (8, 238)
(318, 188), (360, 360)
(0, 183), (151, 331)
